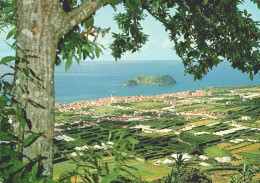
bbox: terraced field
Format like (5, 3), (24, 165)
(53, 86), (260, 182)
(175, 103), (220, 112)
(128, 102), (171, 110)
(184, 120), (219, 127)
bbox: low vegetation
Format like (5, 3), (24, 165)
(1, 85), (260, 182)
(124, 75), (176, 86)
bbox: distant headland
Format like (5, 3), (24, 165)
(124, 74), (176, 86)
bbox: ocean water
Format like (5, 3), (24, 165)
(55, 60), (260, 103)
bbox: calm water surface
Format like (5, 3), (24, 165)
(55, 60), (260, 103)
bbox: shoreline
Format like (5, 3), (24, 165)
(55, 89), (212, 110)
(55, 85), (260, 106)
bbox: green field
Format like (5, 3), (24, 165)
(204, 145), (231, 158)
(53, 85), (260, 182)
(128, 102), (170, 110)
(55, 112), (93, 123)
(89, 106), (118, 114)
(212, 105), (247, 113)
(238, 150), (260, 164)
(53, 158), (170, 181)
(175, 103), (220, 112)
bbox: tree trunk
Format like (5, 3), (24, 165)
(13, 0), (102, 178)
(13, 0), (63, 178)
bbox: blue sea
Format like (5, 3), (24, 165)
(55, 60), (260, 103)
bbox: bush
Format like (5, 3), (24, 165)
(180, 168), (212, 183)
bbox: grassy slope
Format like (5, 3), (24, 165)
(204, 145), (231, 158)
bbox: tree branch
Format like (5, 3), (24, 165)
(60, 0), (104, 36)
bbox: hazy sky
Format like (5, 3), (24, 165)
(0, 1), (259, 62)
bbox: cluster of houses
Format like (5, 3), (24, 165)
(54, 134), (75, 142)
(239, 92), (260, 99)
(179, 108), (224, 120)
(130, 124), (173, 134)
(212, 124), (249, 136)
(52, 87), (260, 174)
(55, 90), (212, 113)
(230, 138), (258, 143)
(214, 157), (231, 163)
(153, 153), (232, 167)
(71, 141), (114, 157)
(153, 153), (192, 165)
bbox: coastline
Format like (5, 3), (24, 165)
(55, 89), (211, 109)
(55, 60), (260, 104)
(55, 85), (260, 111)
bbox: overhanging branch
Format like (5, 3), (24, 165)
(60, 0), (104, 36)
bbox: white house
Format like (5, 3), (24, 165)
(241, 115), (252, 121)
(171, 153), (192, 161)
(199, 155), (209, 160)
(194, 131), (210, 136)
(215, 157), (231, 163)
(199, 162), (211, 166)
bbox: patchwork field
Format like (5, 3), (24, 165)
(127, 101), (171, 110)
(54, 86), (260, 182)
(175, 103), (220, 112)
(185, 120), (219, 126)
(204, 145), (231, 158)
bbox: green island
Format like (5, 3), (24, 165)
(124, 74), (176, 86)
(53, 85), (260, 182)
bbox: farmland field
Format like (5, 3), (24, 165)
(185, 120), (219, 126)
(204, 145), (231, 158)
(175, 103), (220, 112)
(214, 105), (248, 113)
(53, 157), (171, 181)
(53, 85), (260, 182)
(127, 102), (171, 110)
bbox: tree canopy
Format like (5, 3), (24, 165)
(1, 0), (259, 79)
(0, 0), (259, 181)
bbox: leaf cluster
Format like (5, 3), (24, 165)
(56, 25), (107, 71)
(0, 59), (54, 182)
(110, 2), (149, 60)
(141, 0), (260, 80)
(0, 0), (15, 31)
(1, 0), (259, 79)
(229, 163), (256, 183)
(58, 129), (140, 183)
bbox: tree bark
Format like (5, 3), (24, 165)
(14, 0), (63, 178)
(13, 0), (103, 178)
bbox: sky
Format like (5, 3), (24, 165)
(0, 1), (259, 62)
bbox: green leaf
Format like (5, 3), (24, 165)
(108, 129), (112, 141)
(65, 55), (73, 71)
(31, 162), (39, 180)
(3, 81), (12, 92)
(249, 72), (254, 81)
(95, 46), (102, 58)
(126, 136), (139, 145)
(0, 6), (13, 14)
(7, 162), (29, 174)
(6, 27), (16, 40)
(0, 56), (17, 64)
(0, 95), (9, 109)
(23, 133), (42, 147)
(0, 162), (13, 169)
(108, 0), (122, 6)
(204, 0), (208, 5)
(101, 170), (119, 183)
(83, 16), (94, 29)
(152, 1), (160, 11)
(17, 115), (27, 129)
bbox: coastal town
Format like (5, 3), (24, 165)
(53, 85), (260, 182)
